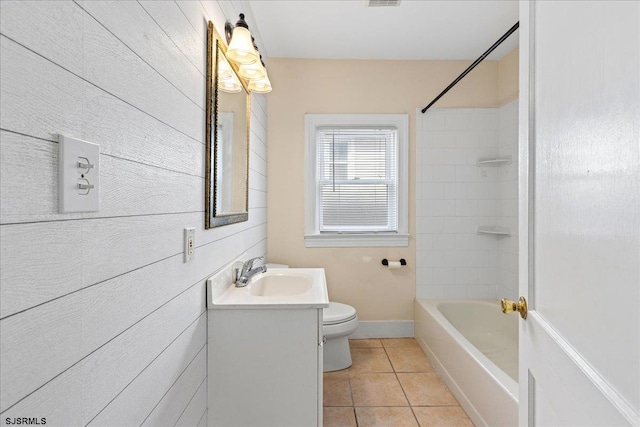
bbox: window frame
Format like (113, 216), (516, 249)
(304, 114), (409, 248)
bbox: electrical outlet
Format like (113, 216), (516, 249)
(184, 228), (195, 262)
(58, 134), (100, 213)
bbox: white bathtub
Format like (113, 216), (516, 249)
(415, 299), (518, 427)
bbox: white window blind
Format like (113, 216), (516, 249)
(316, 126), (398, 233)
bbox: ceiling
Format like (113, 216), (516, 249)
(247, 0), (519, 61)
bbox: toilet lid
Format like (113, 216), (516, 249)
(323, 302), (357, 325)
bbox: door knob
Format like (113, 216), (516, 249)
(501, 297), (528, 319)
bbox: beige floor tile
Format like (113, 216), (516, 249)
(323, 407), (357, 427)
(349, 339), (383, 348)
(355, 407), (419, 427)
(397, 373), (459, 406)
(381, 338), (420, 349)
(324, 369), (349, 380)
(413, 406), (474, 427)
(386, 347), (434, 373)
(323, 375), (353, 406)
(350, 373), (409, 407)
(348, 348), (394, 374)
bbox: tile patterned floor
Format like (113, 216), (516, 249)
(323, 338), (474, 427)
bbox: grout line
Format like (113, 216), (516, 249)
(388, 340), (422, 426)
(342, 339), (472, 425)
(346, 363), (357, 426)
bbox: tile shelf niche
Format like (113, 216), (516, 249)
(476, 156), (512, 166)
(475, 155), (512, 237)
(477, 225), (511, 236)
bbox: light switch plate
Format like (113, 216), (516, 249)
(184, 228), (195, 263)
(58, 134), (100, 213)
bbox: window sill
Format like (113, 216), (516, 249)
(304, 233), (410, 248)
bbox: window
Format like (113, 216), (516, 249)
(305, 114), (409, 247)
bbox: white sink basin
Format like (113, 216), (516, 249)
(207, 267), (329, 309)
(248, 272), (312, 296)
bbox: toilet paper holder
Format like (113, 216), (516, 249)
(381, 258), (407, 267)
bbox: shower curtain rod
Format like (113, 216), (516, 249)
(421, 22), (520, 114)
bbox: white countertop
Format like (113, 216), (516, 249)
(207, 268), (329, 309)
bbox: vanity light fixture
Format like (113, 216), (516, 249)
(224, 13), (272, 94)
(217, 52), (243, 93)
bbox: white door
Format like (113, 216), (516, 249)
(518, 1), (639, 426)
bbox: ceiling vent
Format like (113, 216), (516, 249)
(368, 0), (400, 7)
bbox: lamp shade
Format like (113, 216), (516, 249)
(248, 70), (272, 94)
(226, 26), (258, 65)
(218, 79), (242, 93)
(238, 60), (266, 80)
(217, 54), (234, 81)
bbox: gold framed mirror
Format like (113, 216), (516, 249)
(205, 22), (250, 229)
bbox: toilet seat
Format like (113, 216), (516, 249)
(323, 302), (357, 325)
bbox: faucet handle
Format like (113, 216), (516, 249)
(244, 256), (264, 271)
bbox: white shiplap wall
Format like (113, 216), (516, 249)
(0, 1), (268, 426)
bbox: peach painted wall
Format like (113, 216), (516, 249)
(267, 54), (516, 321)
(499, 47), (519, 105)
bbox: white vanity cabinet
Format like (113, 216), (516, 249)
(207, 307), (324, 427)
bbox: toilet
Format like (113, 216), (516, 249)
(322, 301), (359, 372)
(265, 263), (358, 372)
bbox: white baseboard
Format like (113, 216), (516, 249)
(349, 321), (414, 339)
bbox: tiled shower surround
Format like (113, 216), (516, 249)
(416, 101), (519, 300)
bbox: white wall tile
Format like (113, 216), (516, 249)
(443, 183), (467, 199)
(478, 130), (498, 148)
(455, 165), (477, 183)
(444, 148), (470, 165)
(478, 268), (498, 285)
(431, 200), (457, 217)
(478, 199), (500, 216)
(421, 285), (446, 298)
(431, 234), (458, 251)
(455, 200), (478, 217)
(421, 183), (445, 199)
(421, 251), (445, 268)
(421, 111), (447, 131)
(432, 268), (457, 285)
(416, 105), (518, 301)
(446, 284), (470, 298)
(455, 267), (478, 285)
(424, 131), (458, 148)
(421, 217), (446, 234)
(431, 165), (457, 182)
(456, 131), (479, 148)
(466, 284), (496, 299)
(420, 148), (447, 165)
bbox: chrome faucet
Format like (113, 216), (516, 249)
(234, 256), (267, 287)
